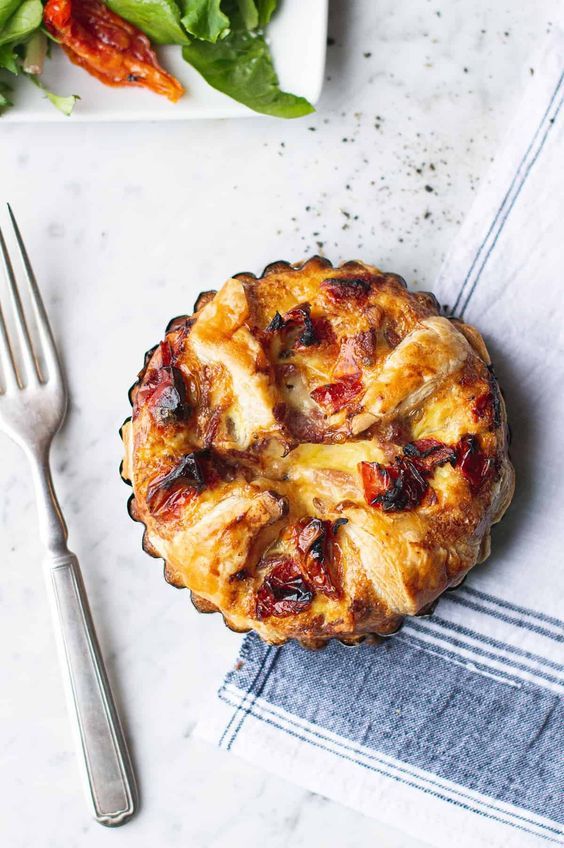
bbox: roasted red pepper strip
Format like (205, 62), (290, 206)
(360, 458), (429, 512)
(295, 517), (342, 598)
(360, 438), (457, 512)
(256, 557), (313, 619)
(456, 434), (495, 494)
(43, 0), (184, 102)
(310, 375), (363, 414)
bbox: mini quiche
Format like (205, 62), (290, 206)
(121, 257), (515, 647)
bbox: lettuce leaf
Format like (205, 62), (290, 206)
(236, 0), (258, 30)
(235, 0), (276, 29)
(0, 76), (12, 110)
(41, 87), (78, 115)
(181, 0), (230, 43)
(107, 0), (190, 45)
(29, 72), (79, 115)
(0, 0), (304, 119)
(256, 0), (276, 27)
(0, 0), (21, 30)
(0, 0), (42, 47)
(0, 42), (19, 72)
(182, 25), (313, 117)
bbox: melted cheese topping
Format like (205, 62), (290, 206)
(122, 257), (515, 645)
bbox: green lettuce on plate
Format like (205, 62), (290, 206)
(111, 0), (315, 117)
(106, 0), (190, 45)
(0, 0), (314, 117)
(0, 0), (78, 115)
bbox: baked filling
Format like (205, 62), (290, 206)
(121, 257), (515, 646)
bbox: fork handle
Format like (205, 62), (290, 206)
(44, 550), (137, 826)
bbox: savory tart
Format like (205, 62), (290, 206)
(121, 257), (514, 647)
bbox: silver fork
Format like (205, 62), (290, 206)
(0, 206), (137, 826)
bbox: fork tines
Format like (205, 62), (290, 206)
(0, 206), (59, 391)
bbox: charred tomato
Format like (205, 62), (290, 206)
(266, 303), (334, 353)
(402, 438), (457, 471)
(135, 341), (190, 424)
(360, 438), (456, 512)
(43, 0), (184, 101)
(473, 368), (502, 429)
(295, 517), (342, 598)
(360, 458), (429, 511)
(310, 375), (364, 414)
(456, 435), (495, 494)
(321, 276), (373, 302)
(255, 557), (313, 619)
(146, 451), (208, 517)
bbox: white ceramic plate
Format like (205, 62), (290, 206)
(4, 0), (327, 121)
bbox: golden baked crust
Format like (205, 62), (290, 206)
(121, 257), (515, 646)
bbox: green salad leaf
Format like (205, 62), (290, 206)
(0, 0), (22, 30)
(29, 72), (79, 115)
(256, 0), (276, 27)
(0, 42), (19, 72)
(0, 0), (42, 47)
(181, 0), (230, 43)
(40, 87), (78, 116)
(0, 76), (12, 110)
(232, 0), (276, 29)
(235, 0), (258, 30)
(182, 24), (313, 118)
(107, 0), (190, 45)
(0, 0), (313, 119)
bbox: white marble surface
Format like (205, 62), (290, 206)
(0, 2), (559, 846)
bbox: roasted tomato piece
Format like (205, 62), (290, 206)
(266, 303), (336, 350)
(361, 437), (458, 512)
(472, 370), (502, 428)
(43, 0), (184, 102)
(403, 438), (457, 472)
(295, 517), (342, 598)
(135, 342), (190, 423)
(360, 458), (429, 512)
(310, 375), (363, 414)
(146, 452), (207, 516)
(282, 304), (318, 347)
(321, 275), (373, 302)
(266, 304), (336, 360)
(149, 367), (188, 423)
(456, 435), (495, 494)
(159, 340), (172, 367)
(256, 557), (313, 619)
(146, 485), (196, 518)
(473, 391), (491, 419)
(134, 368), (162, 415)
(265, 311), (285, 332)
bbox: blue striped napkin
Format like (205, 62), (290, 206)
(197, 32), (564, 848)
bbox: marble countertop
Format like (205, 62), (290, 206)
(0, 1), (559, 846)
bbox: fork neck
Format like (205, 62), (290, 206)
(26, 442), (69, 559)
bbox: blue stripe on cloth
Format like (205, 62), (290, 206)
(219, 686), (563, 843)
(403, 619), (564, 687)
(455, 586), (564, 630)
(410, 614), (564, 675)
(218, 644), (277, 748)
(458, 87), (563, 317)
(450, 71), (564, 316)
(220, 635), (564, 829)
(443, 593), (564, 644)
(395, 631), (562, 695)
